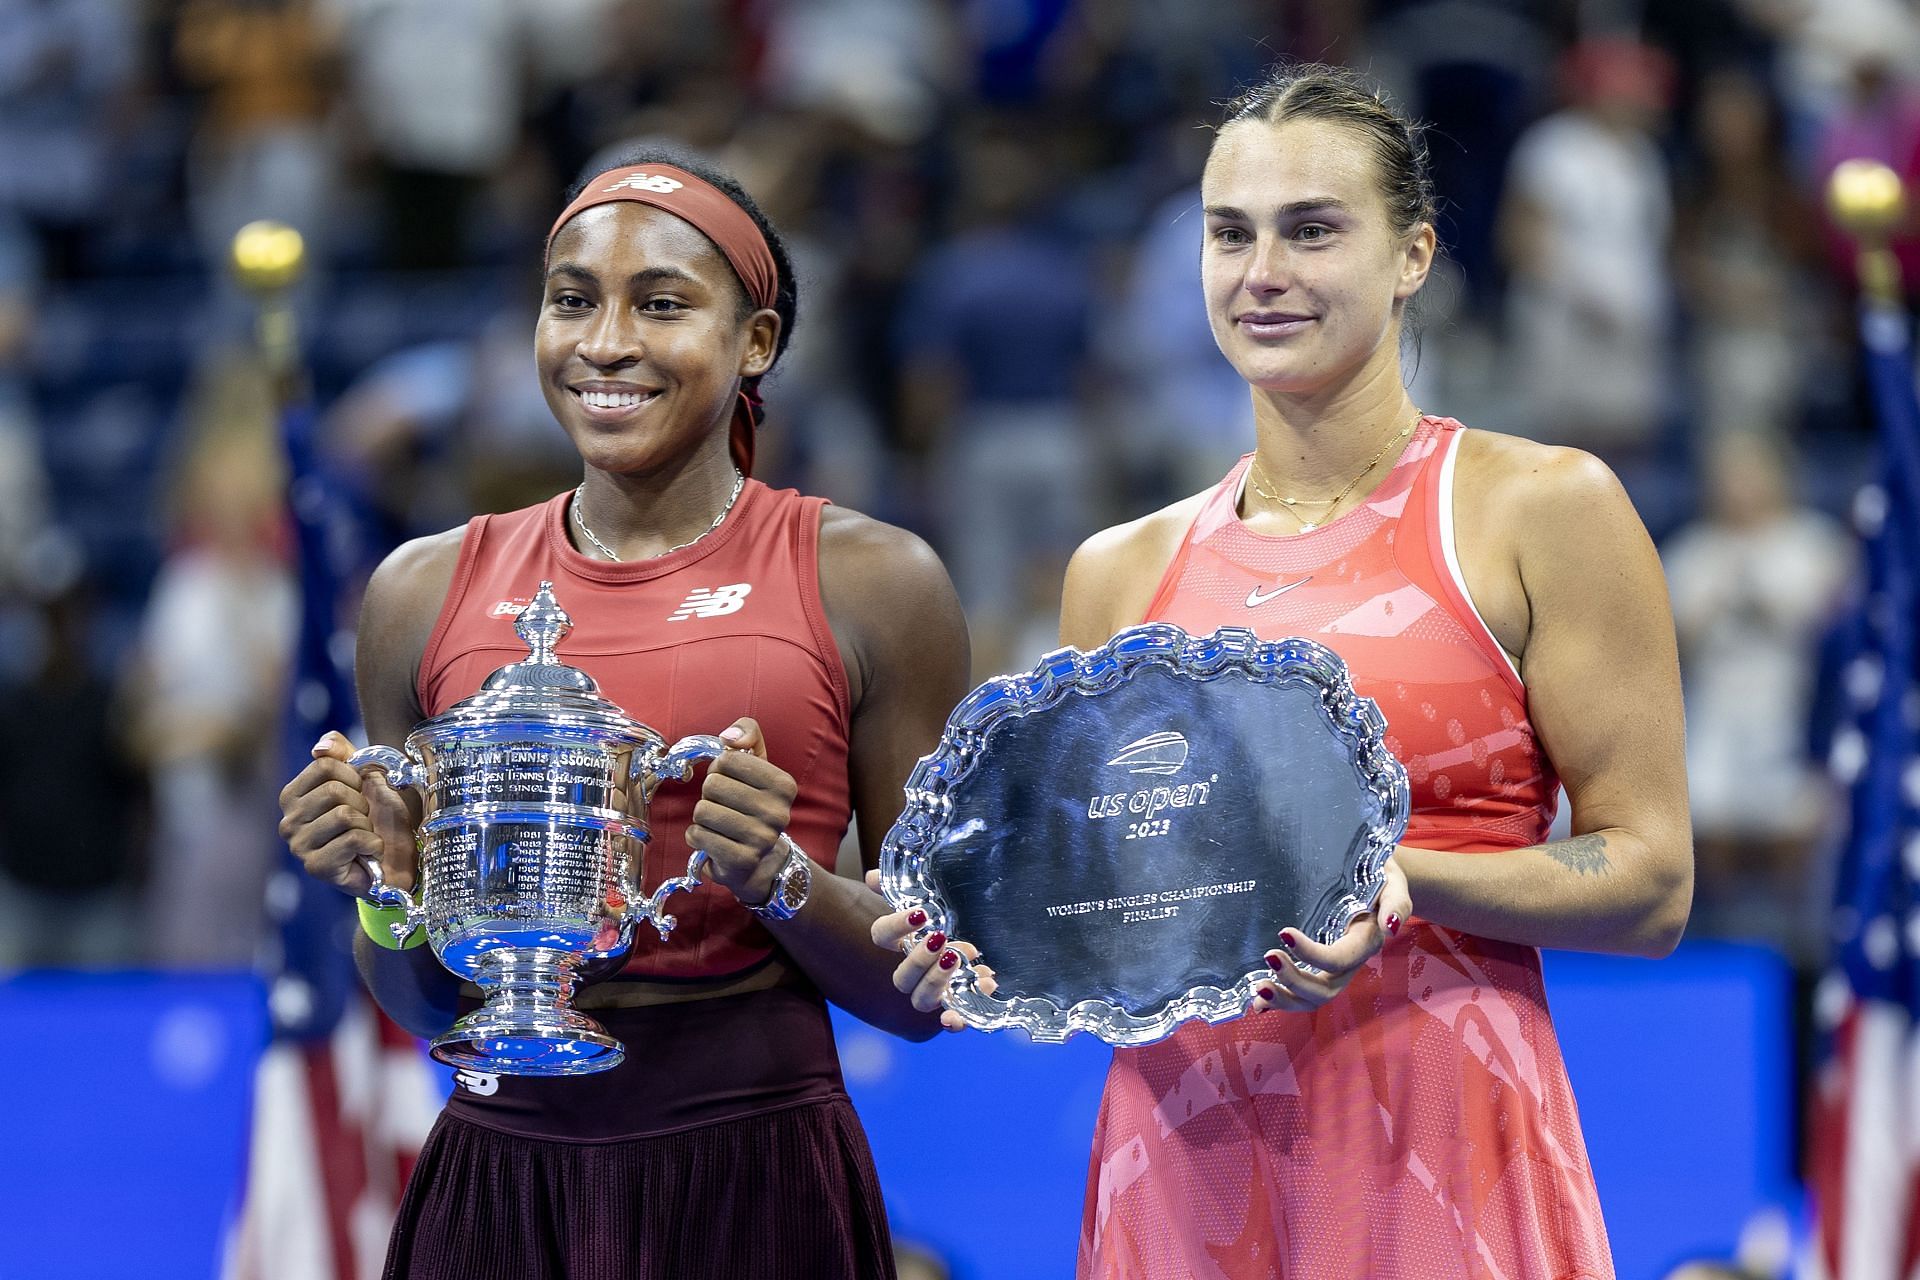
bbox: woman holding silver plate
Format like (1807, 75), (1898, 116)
(877, 62), (1690, 1278)
(277, 144), (970, 1279)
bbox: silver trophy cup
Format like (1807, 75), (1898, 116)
(350, 581), (727, 1076)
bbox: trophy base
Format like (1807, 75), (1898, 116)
(428, 946), (624, 1076)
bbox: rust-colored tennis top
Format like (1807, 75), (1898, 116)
(418, 481), (853, 981)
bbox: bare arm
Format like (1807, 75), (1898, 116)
(1396, 445), (1693, 958)
(693, 509), (971, 1041)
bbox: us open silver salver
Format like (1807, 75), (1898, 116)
(879, 624), (1410, 1047)
(352, 582), (731, 1075)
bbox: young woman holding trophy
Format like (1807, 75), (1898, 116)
(277, 145), (969, 1279)
(878, 63), (1691, 1277)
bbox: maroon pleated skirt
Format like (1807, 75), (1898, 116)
(381, 985), (897, 1280)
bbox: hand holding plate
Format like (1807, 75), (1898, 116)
(867, 869), (997, 1031)
(1253, 854), (1411, 1012)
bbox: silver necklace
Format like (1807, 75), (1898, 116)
(571, 469), (745, 561)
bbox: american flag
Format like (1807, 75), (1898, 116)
(221, 400), (441, 1280)
(1808, 298), (1920, 1280)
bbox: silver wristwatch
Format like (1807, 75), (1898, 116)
(746, 835), (812, 921)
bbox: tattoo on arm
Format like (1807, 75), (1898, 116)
(1547, 833), (1612, 876)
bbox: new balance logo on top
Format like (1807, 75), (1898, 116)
(453, 1069), (499, 1096)
(603, 172), (683, 195)
(669, 584), (752, 622)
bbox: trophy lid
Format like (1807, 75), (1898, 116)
(415, 581), (658, 748)
(484, 581), (599, 694)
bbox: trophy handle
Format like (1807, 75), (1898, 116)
(346, 744), (427, 944)
(347, 744), (424, 792)
(639, 734), (730, 787)
(629, 734), (730, 938)
(358, 856), (427, 945)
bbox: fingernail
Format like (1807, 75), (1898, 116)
(925, 931), (947, 953)
(907, 909), (927, 928)
(1264, 953), (1285, 972)
(1278, 930), (1299, 950)
(312, 734), (331, 754)
(1385, 914), (1402, 936)
(721, 726), (745, 743)
(938, 949), (960, 971)
(1259, 985), (1279, 1002)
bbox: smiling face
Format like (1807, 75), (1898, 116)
(1201, 117), (1433, 396)
(536, 201), (778, 476)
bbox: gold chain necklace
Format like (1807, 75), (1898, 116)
(1247, 411), (1422, 532)
(571, 469), (745, 561)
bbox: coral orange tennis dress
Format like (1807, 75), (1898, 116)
(1078, 416), (1613, 1280)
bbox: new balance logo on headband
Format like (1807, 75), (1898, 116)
(602, 172), (683, 195)
(670, 584), (752, 622)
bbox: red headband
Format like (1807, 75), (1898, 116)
(547, 164), (779, 474)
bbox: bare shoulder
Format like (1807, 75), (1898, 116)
(817, 503), (950, 584)
(1448, 429), (1656, 661)
(1061, 490), (1210, 647)
(358, 526), (467, 732)
(1455, 428), (1638, 527)
(362, 526), (466, 634)
(815, 503), (968, 704)
(1454, 427), (1665, 669)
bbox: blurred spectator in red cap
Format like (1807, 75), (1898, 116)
(1561, 36), (1679, 114)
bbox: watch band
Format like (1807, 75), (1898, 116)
(746, 834), (813, 922)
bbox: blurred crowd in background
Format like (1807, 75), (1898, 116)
(0, 0), (1907, 1015)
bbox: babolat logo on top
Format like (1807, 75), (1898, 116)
(603, 172), (683, 195)
(669, 583), (752, 622)
(1106, 731), (1189, 775)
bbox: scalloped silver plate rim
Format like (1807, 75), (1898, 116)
(879, 622), (1412, 1048)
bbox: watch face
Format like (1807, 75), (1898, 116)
(781, 860), (812, 907)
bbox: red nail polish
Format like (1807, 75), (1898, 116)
(925, 931), (947, 953)
(1259, 985), (1279, 1002)
(1279, 930), (1298, 950)
(1385, 914), (1402, 936)
(938, 949), (959, 971)
(907, 909), (927, 928)
(1264, 953), (1285, 972)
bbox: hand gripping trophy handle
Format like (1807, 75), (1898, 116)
(629, 734), (731, 937)
(346, 745), (429, 946)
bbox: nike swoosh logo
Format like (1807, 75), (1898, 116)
(1245, 577), (1313, 608)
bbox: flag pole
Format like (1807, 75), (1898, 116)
(1828, 159), (1906, 309)
(1808, 158), (1920, 1280)
(231, 220), (307, 395)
